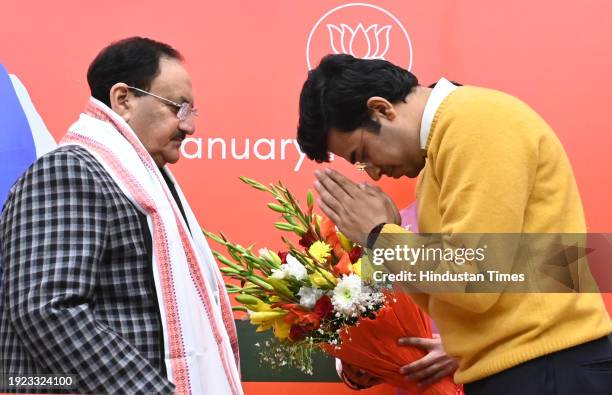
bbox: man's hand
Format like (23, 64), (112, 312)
(340, 360), (384, 389)
(314, 168), (400, 245)
(398, 335), (458, 388)
(359, 181), (402, 226)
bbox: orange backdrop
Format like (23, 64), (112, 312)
(1, 1), (611, 394)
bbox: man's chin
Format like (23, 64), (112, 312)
(389, 168), (411, 179)
(402, 168), (421, 179)
(163, 150), (181, 165)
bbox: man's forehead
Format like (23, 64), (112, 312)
(151, 58), (194, 102)
(328, 128), (359, 162)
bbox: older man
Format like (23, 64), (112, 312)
(0, 37), (242, 394)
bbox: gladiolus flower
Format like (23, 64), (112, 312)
(289, 324), (309, 341)
(333, 253), (354, 277)
(314, 295), (334, 319)
(309, 270), (337, 288)
(337, 232), (353, 253)
(271, 254), (308, 280)
(298, 286), (325, 309)
(299, 232), (317, 248)
(349, 246), (363, 263)
(282, 304), (322, 329)
(249, 309), (291, 340)
(320, 217), (344, 258)
(352, 259), (362, 277)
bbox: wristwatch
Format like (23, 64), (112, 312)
(366, 222), (387, 249)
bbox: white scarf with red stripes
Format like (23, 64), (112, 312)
(60, 97), (242, 395)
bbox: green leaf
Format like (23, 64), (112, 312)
(283, 214), (297, 226)
(239, 176), (268, 191)
(268, 203), (287, 213)
(203, 229), (225, 245)
(267, 278), (296, 300)
(248, 276), (274, 290)
(307, 190), (314, 210)
(220, 267), (239, 274)
(226, 245), (246, 264)
(243, 255), (263, 268)
(235, 294), (261, 305)
(274, 222), (295, 231)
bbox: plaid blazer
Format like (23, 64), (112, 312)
(0, 146), (175, 394)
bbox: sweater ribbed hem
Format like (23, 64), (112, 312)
(456, 326), (612, 384)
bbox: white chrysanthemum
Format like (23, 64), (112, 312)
(331, 275), (386, 318)
(298, 286), (325, 309)
(332, 274), (363, 316)
(270, 254), (307, 280)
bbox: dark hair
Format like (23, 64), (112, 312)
(87, 36), (183, 107)
(297, 54), (419, 162)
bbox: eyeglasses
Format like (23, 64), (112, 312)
(127, 86), (198, 122)
(354, 129), (371, 171)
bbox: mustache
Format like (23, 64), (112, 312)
(172, 131), (186, 141)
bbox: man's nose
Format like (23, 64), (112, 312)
(179, 118), (196, 135)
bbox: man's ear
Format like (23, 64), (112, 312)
(366, 96), (396, 121)
(109, 83), (132, 122)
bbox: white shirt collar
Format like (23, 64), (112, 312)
(419, 77), (458, 149)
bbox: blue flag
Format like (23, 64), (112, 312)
(0, 64), (56, 208)
(0, 64), (56, 287)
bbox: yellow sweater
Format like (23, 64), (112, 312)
(382, 86), (611, 383)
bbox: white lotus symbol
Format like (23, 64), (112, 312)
(326, 23), (392, 59)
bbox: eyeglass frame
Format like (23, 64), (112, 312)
(354, 129), (372, 171)
(126, 85), (198, 122)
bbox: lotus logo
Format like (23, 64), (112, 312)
(306, 3), (413, 70)
(327, 23), (391, 59)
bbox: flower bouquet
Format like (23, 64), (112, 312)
(204, 177), (458, 394)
